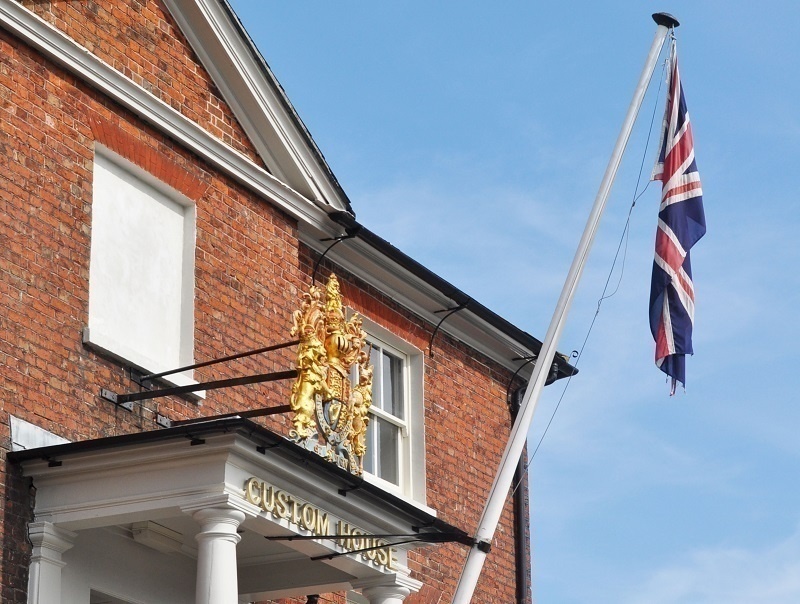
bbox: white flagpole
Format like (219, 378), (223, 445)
(452, 13), (679, 603)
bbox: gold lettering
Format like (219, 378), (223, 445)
(244, 478), (261, 506)
(337, 521), (352, 550)
(316, 511), (329, 535)
(351, 529), (362, 551)
(275, 490), (289, 519)
(262, 484), (275, 513)
(301, 504), (316, 531)
(377, 546), (389, 566)
(290, 498), (301, 525)
(244, 478), (394, 570)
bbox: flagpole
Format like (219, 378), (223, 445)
(452, 13), (679, 603)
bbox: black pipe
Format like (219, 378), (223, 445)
(511, 387), (531, 604)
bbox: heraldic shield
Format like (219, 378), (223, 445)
(289, 274), (373, 476)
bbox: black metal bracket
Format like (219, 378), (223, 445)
(100, 369), (298, 408)
(428, 300), (469, 358)
(312, 227), (360, 285)
(310, 538), (419, 561)
(266, 531), (475, 561)
(505, 355), (537, 413)
(337, 480), (364, 497)
(476, 539), (492, 553)
(100, 388), (134, 412)
(255, 442), (282, 455)
(171, 404), (292, 427)
(130, 368), (153, 390)
(138, 340), (299, 384)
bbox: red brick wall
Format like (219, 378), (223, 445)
(0, 1), (530, 602)
(313, 257), (529, 604)
(19, 0), (265, 167)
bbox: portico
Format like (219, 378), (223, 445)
(10, 418), (466, 604)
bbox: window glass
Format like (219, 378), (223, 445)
(370, 343), (382, 410)
(362, 337), (407, 488)
(384, 349), (404, 419)
(376, 416), (399, 485)
(355, 324), (424, 503)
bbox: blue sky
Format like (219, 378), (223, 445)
(228, 2), (800, 601)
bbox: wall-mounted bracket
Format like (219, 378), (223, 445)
(428, 300), (469, 358)
(100, 388), (134, 412)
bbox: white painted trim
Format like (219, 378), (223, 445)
(302, 230), (541, 375)
(0, 0), (334, 231)
(162, 0), (350, 210)
(9, 416), (70, 451)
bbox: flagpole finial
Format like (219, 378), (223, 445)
(652, 12), (680, 29)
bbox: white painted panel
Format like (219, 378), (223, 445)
(9, 416), (70, 451)
(88, 152), (195, 377)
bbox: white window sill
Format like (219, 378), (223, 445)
(361, 471), (436, 518)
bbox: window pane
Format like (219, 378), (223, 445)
(370, 343), (382, 411)
(383, 350), (404, 419)
(363, 418), (375, 475)
(376, 416), (399, 485)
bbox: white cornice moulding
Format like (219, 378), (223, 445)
(0, 0), (333, 231)
(299, 230), (538, 374)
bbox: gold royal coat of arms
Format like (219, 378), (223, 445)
(289, 274), (372, 475)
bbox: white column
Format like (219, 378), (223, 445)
(27, 521), (76, 604)
(356, 574), (421, 604)
(192, 507), (245, 604)
(361, 584), (411, 604)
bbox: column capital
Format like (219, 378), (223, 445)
(29, 521), (77, 563)
(27, 522), (78, 604)
(355, 573), (422, 604)
(191, 506), (247, 525)
(190, 506), (245, 604)
(191, 507), (246, 548)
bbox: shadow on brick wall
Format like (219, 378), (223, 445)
(2, 457), (35, 604)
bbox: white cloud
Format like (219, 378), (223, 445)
(622, 526), (800, 604)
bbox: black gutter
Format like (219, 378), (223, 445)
(328, 211), (578, 382)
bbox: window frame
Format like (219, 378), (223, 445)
(355, 317), (426, 505)
(363, 337), (409, 487)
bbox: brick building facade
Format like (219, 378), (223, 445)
(0, 1), (573, 602)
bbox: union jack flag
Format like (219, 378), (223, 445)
(650, 40), (706, 394)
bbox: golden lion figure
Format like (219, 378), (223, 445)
(289, 335), (330, 440)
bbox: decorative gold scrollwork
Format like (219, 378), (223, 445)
(289, 274), (373, 475)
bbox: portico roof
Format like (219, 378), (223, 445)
(10, 417), (469, 602)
